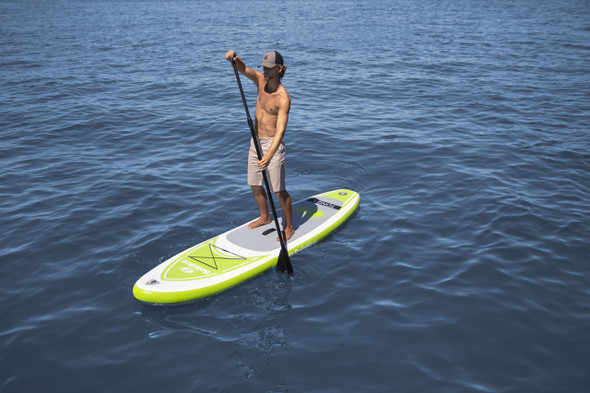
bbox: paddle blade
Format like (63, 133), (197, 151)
(276, 246), (293, 275)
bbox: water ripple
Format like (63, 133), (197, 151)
(2, 0), (590, 392)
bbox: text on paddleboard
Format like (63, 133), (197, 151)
(308, 198), (342, 210)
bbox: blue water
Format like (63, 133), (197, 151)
(1, 0), (589, 391)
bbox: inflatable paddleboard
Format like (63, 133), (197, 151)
(133, 189), (360, 304)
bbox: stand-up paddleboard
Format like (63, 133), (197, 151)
(133, 189), (360, 304)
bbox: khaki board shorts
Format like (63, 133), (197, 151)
(248, 137), (286, 192)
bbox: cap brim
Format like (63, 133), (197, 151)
(259, 62), (278, 68)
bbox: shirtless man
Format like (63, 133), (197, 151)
(225, 50), (294, 241)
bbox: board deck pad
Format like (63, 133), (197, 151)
(226, 198), (339, 252)
(133, 189), (360, 304)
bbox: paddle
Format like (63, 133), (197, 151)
(230, 59), (294, 275)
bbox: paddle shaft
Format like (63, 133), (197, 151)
(231, 59), (292, 273)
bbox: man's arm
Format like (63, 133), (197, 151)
(258, 93), (291, 170)
(225, 50), (262, 85)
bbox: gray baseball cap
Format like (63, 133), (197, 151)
(259, 51), (284, 68)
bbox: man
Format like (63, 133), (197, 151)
(225, 49), (294, 241)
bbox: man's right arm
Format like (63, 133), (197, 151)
(225, 50), (261, 85)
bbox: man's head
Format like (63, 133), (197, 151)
(259, 50), (286, 79)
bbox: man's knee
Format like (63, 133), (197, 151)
(275, 190), (290, 200)
(251, 185), (265, 194)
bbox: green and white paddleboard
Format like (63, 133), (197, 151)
(133, 189), (360, 304)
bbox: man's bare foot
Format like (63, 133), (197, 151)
(277, 227), (295, 242)
(248, 217), (271, 229)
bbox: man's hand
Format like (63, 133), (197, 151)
(225, 50), (237, 61)
(257, 154), (271, 171)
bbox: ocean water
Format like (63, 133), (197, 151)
(1, 0), (589, 391)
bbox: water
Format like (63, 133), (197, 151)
(1, 0), (589, 391)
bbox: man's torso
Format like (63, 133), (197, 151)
(255, 80), (288, 138)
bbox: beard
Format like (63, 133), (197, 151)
(263, 67), (280, 80)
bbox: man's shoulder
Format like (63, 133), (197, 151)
(277, 87), (291, 111)
(257, 71), (267, 84)
(278, 85), (291, 100)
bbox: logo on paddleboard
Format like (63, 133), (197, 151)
(181, 260), (211, 275)
(308, 198), (342, 210)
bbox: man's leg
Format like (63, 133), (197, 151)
(276, 190), (294, 241)
(248, 185), (271, 229)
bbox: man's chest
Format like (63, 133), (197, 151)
(257, 93), (280, 115)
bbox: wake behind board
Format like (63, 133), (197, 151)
(133, 189), (360, 304)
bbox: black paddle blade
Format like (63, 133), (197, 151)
(276, 246), (293, 275)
